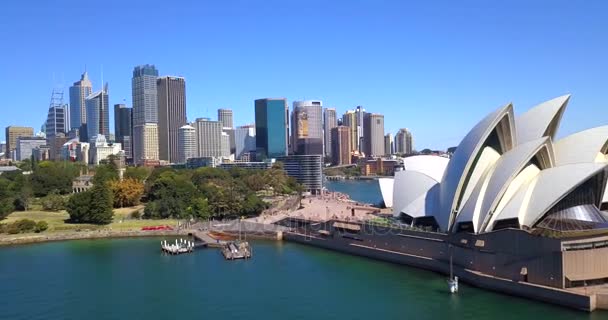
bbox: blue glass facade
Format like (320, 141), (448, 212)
(255, 98), (288, 159)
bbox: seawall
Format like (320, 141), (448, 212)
(284, 231), (595, 312)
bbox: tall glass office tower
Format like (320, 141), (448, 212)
(255, 98), (288, 159)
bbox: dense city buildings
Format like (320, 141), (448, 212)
(5, 126), (34, 159)
(291, 100), (323, 155)
(363, 113), (385, 157)
(32, 145), (50, 161)
(395, 128), (414, 155)
(323, 108), (337, 158)
(178, 124), (196, 164)
(132, 64), (159, 164)
(85, 83), (110, 142)
(234, 124), (256, 160)
(15, 136), (46, 161)
(69, 71), (93, 131)
(157, 76), (187, 163)
(331, 126), (351, 166)
(384, 133), (394, 156)
(114, 104), (133, 161)
(277, 154), (323, 194)
(341, 110), (358, 153)
(217, 108), (234, 129)
(255, 98), (288, 159)
(194, 118), (225, 157)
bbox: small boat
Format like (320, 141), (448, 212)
(448, 244), (458, 293)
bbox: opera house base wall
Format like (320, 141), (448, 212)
(280, 219), (608, 312)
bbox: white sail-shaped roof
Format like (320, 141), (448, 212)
(520, 163), (608, 227)
(392, 170), (438, 217)
(554, 126), (608, 166)
(438, 103), (515, 231)
(400, 184), (440, 219)
(516, 95), (570, 144)
(478, 138), (554, 231)
(378, 178), (394, 208)
(403, 155), (449, 182)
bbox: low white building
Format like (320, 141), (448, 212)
(90, 135), (122, 165)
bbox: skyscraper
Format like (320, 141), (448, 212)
(363, 113), (385, 157)
(132, 64), (159, 164)
(114, 104), (133, 160)
(331, 126), (351, 166)
(255, 98), (288, 159)
(178, 124), (196, 163)
(355, 106), (366, 151)
(218, 108), (234, 129)
(45, 105), (66, 139)
(323, 108), (337, 158)
(5, 126), (34, 159)
(234, 124), (256, 160)
(341, 110), (358, 153)
(157, 76), (187, 163)
(395, 128), (414, 155)
(291, 100), (323, 155)
(85, 83), (110, 142)
(384, 133), (394, 156)
(69, 71), (93, 131)
(194, 118), (225, 157)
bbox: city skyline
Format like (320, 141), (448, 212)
(3, 1), (607, 150)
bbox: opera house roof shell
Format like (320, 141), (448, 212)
(380, 95), (608, 234)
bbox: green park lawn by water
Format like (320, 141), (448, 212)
(1, 238), (607, 320)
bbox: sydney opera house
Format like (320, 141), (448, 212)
(380, 94), (608, 235)
(285, 95), (608, 311)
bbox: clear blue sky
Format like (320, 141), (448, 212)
(1, 0), (607, 150)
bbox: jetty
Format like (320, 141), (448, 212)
(221, 241), (252, 260)
(161, 238), (195, 255)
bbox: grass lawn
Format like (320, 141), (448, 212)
(2, 206), (180, 233)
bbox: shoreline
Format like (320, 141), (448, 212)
(0, 229), (187, 247)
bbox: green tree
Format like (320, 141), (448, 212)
(124, 166), (152, 182)
(66, 183), (114, 225)
(40, 191), (66, 211)
(187, 197), (211, 220)
(93, 164), (119, 186)
(66, 191), (92, 223)
(30, 161), (80, 196)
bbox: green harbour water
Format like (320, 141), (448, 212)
(1, 180), (607, 319)
(1, 238), (607, 320)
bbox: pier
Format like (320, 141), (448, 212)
(161, 238), (195, 255)
(221, 241), (252, 260)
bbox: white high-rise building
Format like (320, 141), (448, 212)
(132, 64), (159, 164)
(323, 108), (337, 158)
(194, 118), (224, 157)
(218, 108), (234, 129)
(178, 124), (196, 163)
